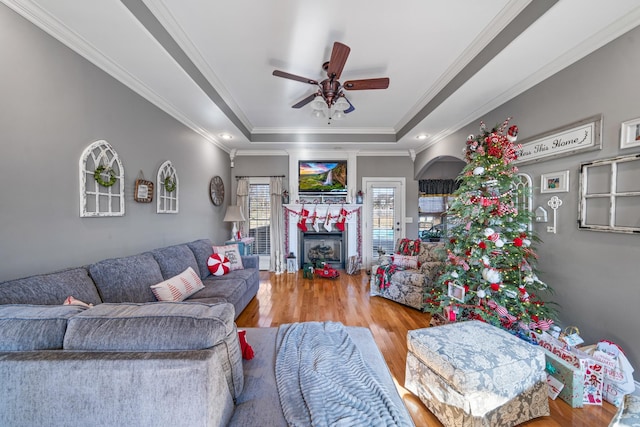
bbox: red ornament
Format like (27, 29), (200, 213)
(490, 283), (500, 291)
(513, 237), (523, 247)
(479, 241), (487, 249)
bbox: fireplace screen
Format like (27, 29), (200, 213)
(302, 234), (344, 268)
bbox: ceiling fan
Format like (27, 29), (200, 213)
(272, 42), (390, 118)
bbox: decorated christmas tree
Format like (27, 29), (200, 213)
(425, 118), (556, 337)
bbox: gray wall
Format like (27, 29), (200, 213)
(416, 25), (640, 370)
(0, 4), (230, 281)
(357, 156), (420, 237)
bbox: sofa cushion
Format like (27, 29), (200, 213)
(0, 304), (87, 351)
(186, 239), (215, 279)
(208, 254), (231, 276)
(151, 244), (200, 280)
(89, 253), (163, 303)
(64, 302), (235, 351)
(213, 244), (244, 271)
(0, 267), (102, 306)
(150, 267), (205, 302)
(392, 254), (419, 269)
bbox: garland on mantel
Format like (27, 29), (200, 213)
(284, 206), (362, 260)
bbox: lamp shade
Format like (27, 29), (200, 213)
(333, 96), (349, 112)
(223, 205), (245, 222)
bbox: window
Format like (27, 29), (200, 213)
(248, 183), (270, 255)
(579, 154), (640, 233)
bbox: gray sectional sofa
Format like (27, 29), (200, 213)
(0, 238), (414, 426)
(0, 238), (258, 426)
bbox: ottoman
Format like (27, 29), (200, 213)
(405, 320), (549, 427)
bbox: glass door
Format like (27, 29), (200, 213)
(363, 178), (405, 267)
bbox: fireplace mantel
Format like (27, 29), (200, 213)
(284, 203), (362, 268)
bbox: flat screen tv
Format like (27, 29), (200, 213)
(298, 161), (347, 193)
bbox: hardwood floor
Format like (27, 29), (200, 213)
(235, 270), (616, 426)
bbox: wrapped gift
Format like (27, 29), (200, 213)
(532, 331), (603, 406)
(544, 348), (584, 408)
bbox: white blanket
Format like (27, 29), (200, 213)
(275, 321), (412, 427)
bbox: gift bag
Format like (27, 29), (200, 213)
(583, 341), (635, 407)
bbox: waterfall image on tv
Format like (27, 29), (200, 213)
(298, 161), (347, 192)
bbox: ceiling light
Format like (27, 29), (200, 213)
(416, 134), (430, 140)
(311, 95), (328, 111)
(219, 133), (233, 140)
(331, 110), (345, 121)
(333, 97), (349, 112)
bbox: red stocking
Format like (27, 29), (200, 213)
(297, 208), (309, 232)
(336, 208), (347, 231)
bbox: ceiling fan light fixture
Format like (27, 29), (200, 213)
(331, 110), (345, 121)
(416, 133), (430, 140)
(333, 96), (349, 112)
(312, 109), (326, 118)
(311, 95), (328, 111)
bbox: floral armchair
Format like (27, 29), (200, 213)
(370, 239), (445, 310)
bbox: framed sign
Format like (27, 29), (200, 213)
(514, 115), (602, 165)
(134, 179), (154, 203)
(540, 170), (569, 193)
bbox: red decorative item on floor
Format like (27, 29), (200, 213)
(238, 329), (254, 360)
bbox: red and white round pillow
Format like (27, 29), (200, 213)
(207, 254), (231, 276)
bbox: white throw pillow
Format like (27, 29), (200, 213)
(392, 254), (419, 269)
(212, 244), (244, 271)
(150, 266), (204, 302)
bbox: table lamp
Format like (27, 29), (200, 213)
(223, 205), (245, 240)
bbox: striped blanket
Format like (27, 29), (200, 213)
(275, 321), (412, 427)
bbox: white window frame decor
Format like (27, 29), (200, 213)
(79, 140), (124, 217)
(579, 154), (640, 233)
(620, 117), (640, 149)
(540, 170), (570, 194)
(156, 160), (179, 214)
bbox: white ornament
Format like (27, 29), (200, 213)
(477, 289), (486, 298)
(451, 271), (459, 279)
(484, 228), (495, 237)
(523, 239), (531, 247)
(495, 239), (505, 248)
(482, 255), (490, 266)
(473, 166), (485, 176)
(482, 268), (502, 284)
(505, 290), (518, 299)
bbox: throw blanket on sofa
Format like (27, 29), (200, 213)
(373, 264), (400, 290)
(275, 321), (411, 427)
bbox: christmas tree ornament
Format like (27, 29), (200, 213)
(473, 166), (485, 176)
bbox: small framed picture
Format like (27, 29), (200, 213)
(447, 282), (466, 302)
(540, 170), (570, 193)
(134, 179), (154, 203)
(620, 117), (640, 149)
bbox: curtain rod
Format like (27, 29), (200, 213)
(234, 175), (285, 179)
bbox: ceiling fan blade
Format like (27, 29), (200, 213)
(291, 93), (317, 109)
(273, 70), (318, 85)
(326, 42), (350, 79)
(343, 97), (355, 114)
(343, 78), (390, 90)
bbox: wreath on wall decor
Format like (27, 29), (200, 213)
(94, 165), (117, 187)
(164, 176), (177, 193)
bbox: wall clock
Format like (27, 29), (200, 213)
(209, 176), (224, 206)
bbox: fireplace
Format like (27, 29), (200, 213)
(300, 231), (345, 269)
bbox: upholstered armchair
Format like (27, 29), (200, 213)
(370, 239), (445, 310)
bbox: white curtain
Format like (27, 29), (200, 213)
(236, 178), (250, 238)
(269, 177), (285, 272)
